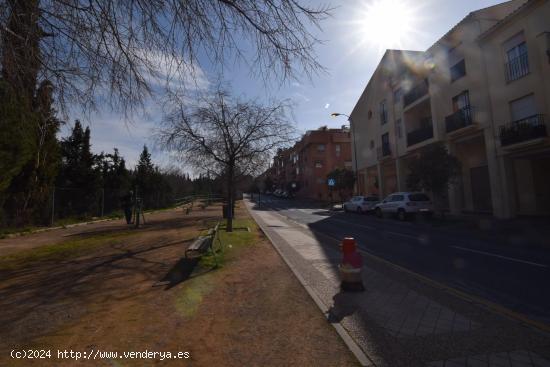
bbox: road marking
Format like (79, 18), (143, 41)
(385, 231), (418, 240)
(451, 246), (548, 268)
(325, 217), (375, 230)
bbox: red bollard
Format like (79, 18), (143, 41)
(339, 237), (364, 292)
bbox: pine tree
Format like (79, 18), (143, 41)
(57, 121), (101, 218)
(134, 145), (156, 207)
(100, 148), (130, 214)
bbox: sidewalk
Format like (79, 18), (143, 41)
(245, 199), (550, 367)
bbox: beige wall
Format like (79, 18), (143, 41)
(479, 0), (550, 217)
(349, 0), (550, 217)
(480, 0), (550, 140)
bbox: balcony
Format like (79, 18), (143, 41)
(403, 79), (429, 107)
(407, 120), (434, 147)
(377, 144), (391, 159)
(505, 53), (529, 82)
(500, 115), (547, 147)
(445, 106), (473, 133)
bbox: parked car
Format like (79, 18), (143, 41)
(273, 189), (282, 197)
(374, 192), (433, 220)
(343, 196), (380, 214)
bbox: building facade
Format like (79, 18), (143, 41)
(268, 126), (352, 201)
(350, 0), (550, 218)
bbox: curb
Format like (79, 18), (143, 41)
(2, 207), (181, 240)
(2, 217), (123, 239)
(244, 200), (374, 367)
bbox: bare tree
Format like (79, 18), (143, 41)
(159, 87), (295, 231)
(0, 0), (330, 114)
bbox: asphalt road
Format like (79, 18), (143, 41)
(254, 196), (550, 325)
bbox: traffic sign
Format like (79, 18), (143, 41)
(328, 178), (336, 187)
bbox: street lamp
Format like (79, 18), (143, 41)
(331, 112), (359, 194)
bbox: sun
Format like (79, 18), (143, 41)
(353, 0), (420, 51)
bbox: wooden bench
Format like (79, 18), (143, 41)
(185, 236), (212, 258)
(185, 223), (220, 259)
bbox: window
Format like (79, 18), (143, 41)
(335, 144), (341, 157)
(344, 161), (352, 168)
(315, 161), (323, 168)
(450, 59), (466, 82)
(505, 40), (529, 81)
(380, 100), (388, 124)
(381, 133), (390, 156)
(396, 119), (402, 139)
(393, 88), (402, 104)
(381, 133), (389, 146)
(368, 110), (373, 119)
(452, 91), (470, 112)
(317, 144), (325, 152)
(370, 140), (375, 149)
(510, 94), (537, 123)
(391, 195), (405, 202)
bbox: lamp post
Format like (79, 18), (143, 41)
(331, 112), (359, 194)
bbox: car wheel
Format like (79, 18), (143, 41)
(356, 207), (362, 214)
(397, 208), (406, 221)
(376, 208), (383, 218)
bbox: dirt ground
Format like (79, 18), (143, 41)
(0, 203), (357, 366)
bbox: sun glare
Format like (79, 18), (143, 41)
(354, 0), (420, 51)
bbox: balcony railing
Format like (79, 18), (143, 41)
(505, 53), (529, 82)
(500, 115), (547, 146)
(377, 143), (391, 159)
(407, 120), (434, 147)
(403, 79), (429, 107)
(445, 106), (473, 133)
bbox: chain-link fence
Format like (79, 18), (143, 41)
(49, 186), (175, 225)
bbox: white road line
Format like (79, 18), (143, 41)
(385, 231), (418, 240)
(451, 246), (548, 268)
(325, 217), (375, 230)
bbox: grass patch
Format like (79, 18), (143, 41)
(0, 230), (136, 271)
(175, 275), (216, 318)
(0, 212), (125, 239)
(0, 226), (39, 239)
(175, 217), (258, 317)
(198, 219), (257, 269)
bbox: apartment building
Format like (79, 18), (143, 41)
(268, 126), (352, 200)
(350, 0), (549, 218)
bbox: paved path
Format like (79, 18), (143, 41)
(245, 198), (550, 367)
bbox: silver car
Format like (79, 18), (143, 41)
(343, 196), (380, 214)
(374, 192), (433, 220)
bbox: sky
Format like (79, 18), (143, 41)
(60, 0), (508, 171)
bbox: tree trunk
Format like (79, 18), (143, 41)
(226, 165), (234, 232)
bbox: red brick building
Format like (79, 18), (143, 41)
(267, 126), (352, 201)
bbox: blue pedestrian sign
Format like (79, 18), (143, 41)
(328, 178), (336, 187)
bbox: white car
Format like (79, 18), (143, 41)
(374, 192), (433, 220)
(343, 196), (380, 214)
